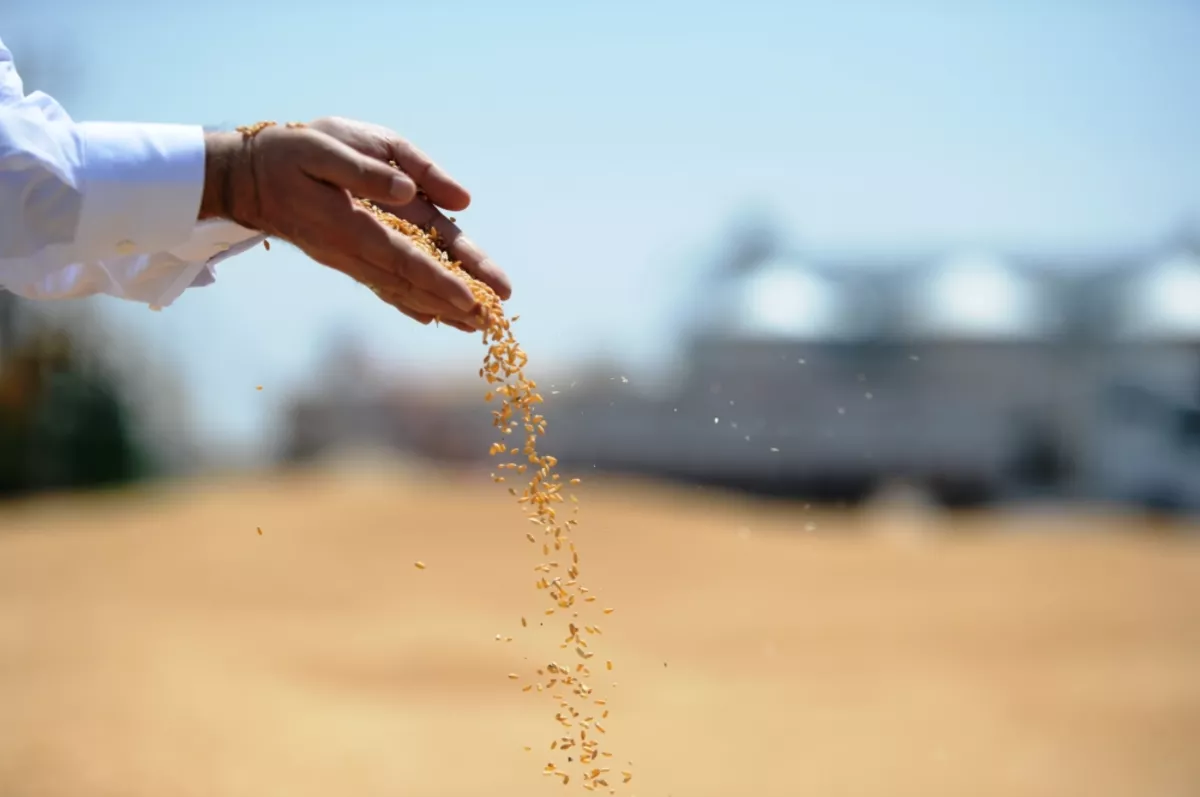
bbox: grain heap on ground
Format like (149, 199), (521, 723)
(237, 121), (631, 793)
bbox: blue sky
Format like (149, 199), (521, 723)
(4, 0), (1200, 456)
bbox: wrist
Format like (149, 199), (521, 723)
(200, 130), (263, 229)
(199, 131), (239, 221)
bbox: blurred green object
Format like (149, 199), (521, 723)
(0, 321), (149, 498)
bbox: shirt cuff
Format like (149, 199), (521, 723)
(148, 221), (267, 309)
(72, 121), (207, 259)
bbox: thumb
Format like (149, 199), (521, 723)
(303, 133), (418, 203)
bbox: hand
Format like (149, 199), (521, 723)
(306, 116), (512, 306)
(200, 121), (507, 331)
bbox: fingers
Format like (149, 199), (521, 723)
(377, 198), (512, 300)
(345, 203), (485, 315)
(329, 249), (482, 329)
(297, 183), (481, 314)
(301, 132), (419, 204)
(291, 185), (484, 327)
(372, 285), (479, 333)
(394, 304), (434, 325)
(384, 139), (471, 212)
(395, 281), (483, 327)
(307, 118), (470, 211)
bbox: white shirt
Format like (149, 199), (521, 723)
(0, 35), (264, 310)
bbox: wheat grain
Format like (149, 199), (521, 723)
(238, 120), (628, 791)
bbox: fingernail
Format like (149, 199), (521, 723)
(390, 174), (415, 201)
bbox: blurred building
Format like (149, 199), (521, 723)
(280, 225), (1200, 514)
(1082, 242), (1200, 512)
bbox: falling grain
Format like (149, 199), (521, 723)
(234, 120), (629, 792)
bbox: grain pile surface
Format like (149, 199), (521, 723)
(2, 477), (1199, 797)
(237, 120), (627, 793)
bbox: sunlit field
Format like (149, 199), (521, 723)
(1, 460), (1197, 797)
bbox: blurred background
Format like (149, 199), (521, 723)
(1, 2), (1198, 796)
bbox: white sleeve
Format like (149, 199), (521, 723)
(0, 36), (264, 309)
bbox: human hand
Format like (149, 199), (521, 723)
(306, 116), (512, 307)
(200, 120), (506, 331)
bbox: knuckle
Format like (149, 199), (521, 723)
(351, 158), (375, 186)
(392, 139), (416, 160)
(396, 141), (434, 178)
(295, 126), (323, 145)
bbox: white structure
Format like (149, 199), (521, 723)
(1085, 247), (1200, 510)
(703, 254), (864, 342)
(902, 250), (1057, 341)
(280, 226), (1200, 514)
(1117, 250), (1200, 343)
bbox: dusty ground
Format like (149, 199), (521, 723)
(0, 462), (1198, 797)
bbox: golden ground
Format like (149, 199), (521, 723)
(0, 463), (1197, 797)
